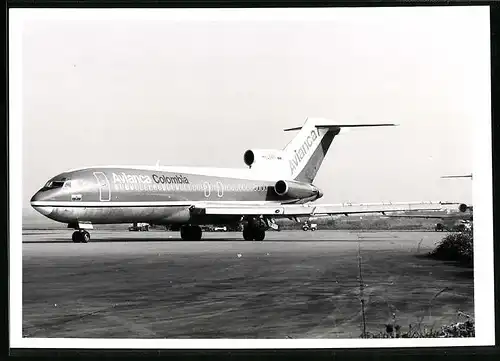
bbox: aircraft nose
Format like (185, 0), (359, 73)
(30, 191), (54, 216)
(30, 190), (50, 203)
(30, 191), (41, 203)
(317, 189), (323, 199)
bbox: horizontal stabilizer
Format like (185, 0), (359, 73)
(441, 174), (473, 179)
(284, 123), (397, 132)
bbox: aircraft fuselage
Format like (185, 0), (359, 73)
(30, 166), (322, 226)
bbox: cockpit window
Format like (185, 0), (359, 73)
(42, 178), (67, 190)
(47, 181), (64, 188)
(63, 180), (72, 188)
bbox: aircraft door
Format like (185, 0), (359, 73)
(203, 182), (211, 198)
(93, 172), (111, 201)
(216, 181), (224, 198)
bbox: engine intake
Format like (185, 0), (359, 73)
(459, 203), (469, 213)
(243, 150), (255, 167)
(243, 149), (286, 167)
(274, 180), (289, 196)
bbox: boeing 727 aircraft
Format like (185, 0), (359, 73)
(30, 118), (468, 243)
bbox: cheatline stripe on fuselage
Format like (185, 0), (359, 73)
(30, 201), (286, 208)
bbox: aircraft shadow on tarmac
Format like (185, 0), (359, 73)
(22, 237), (383, 244)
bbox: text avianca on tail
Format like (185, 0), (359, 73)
(31, 117), (468, 243)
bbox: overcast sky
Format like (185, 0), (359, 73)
(19, 7), (489, 210)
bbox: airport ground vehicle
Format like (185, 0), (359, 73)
(128, 223), (150, 232)
(435, 220), (472, 232)
(302, 221), (317, 231)
(213, 226), (228, 232)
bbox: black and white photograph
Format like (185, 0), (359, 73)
(9, 6), (495, 349)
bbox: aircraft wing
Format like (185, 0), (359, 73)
(384, 214), (449, 220)
(190, 201), (466, 218)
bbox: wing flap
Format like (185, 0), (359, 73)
(200, 206), (286, 216)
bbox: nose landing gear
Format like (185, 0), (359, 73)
(72, 230), (91, 243)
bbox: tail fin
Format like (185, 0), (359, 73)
(283, 117), (396, 183)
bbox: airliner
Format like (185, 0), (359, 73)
(386, 209), (473, 232)
(387, 173), (473, 232)
(30, 117), (467, 243)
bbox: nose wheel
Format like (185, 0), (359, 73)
(72, 230), (90, 243)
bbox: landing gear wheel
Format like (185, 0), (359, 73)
(253, 228), (265, 242)
(72, 231), (90, 243)
(242, 227), (265, 241)
(192, 226), (202, 241)
(243, 227), (253, 241)
(180, 226), (203, 241)
(82, 231), (90, 243)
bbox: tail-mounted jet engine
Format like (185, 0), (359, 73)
(244, 149), (286, 168)
(274, 180), (323, 200)
(444, 203), (470, 213)
(458, 203), (470, 213)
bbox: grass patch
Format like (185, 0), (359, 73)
(356, 233), (474, 339)
(363, 315), (475, 338)
(276, 216), (439, 231)
(427, 230), (473, 267)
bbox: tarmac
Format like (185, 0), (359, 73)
(22, 230), (474, 338)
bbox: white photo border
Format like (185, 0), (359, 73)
(9, 6), (495, 349)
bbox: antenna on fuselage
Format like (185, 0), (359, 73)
(155, 160), (160, 169)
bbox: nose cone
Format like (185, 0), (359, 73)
(30, 191), (42, 203)
(30, 191), (54, 216)
(31, 189), (50, 203)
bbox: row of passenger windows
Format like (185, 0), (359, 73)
(112, 183), (268, 192)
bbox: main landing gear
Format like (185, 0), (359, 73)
(180, 225), (203, 241)
(72, 230), (90, 243)
(242, 217), (267, 241)
(243, 226), (266, 241)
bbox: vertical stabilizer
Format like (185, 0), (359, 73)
(283, 118), (396, 183)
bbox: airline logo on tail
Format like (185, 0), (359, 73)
(289, 129), (320, 174)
